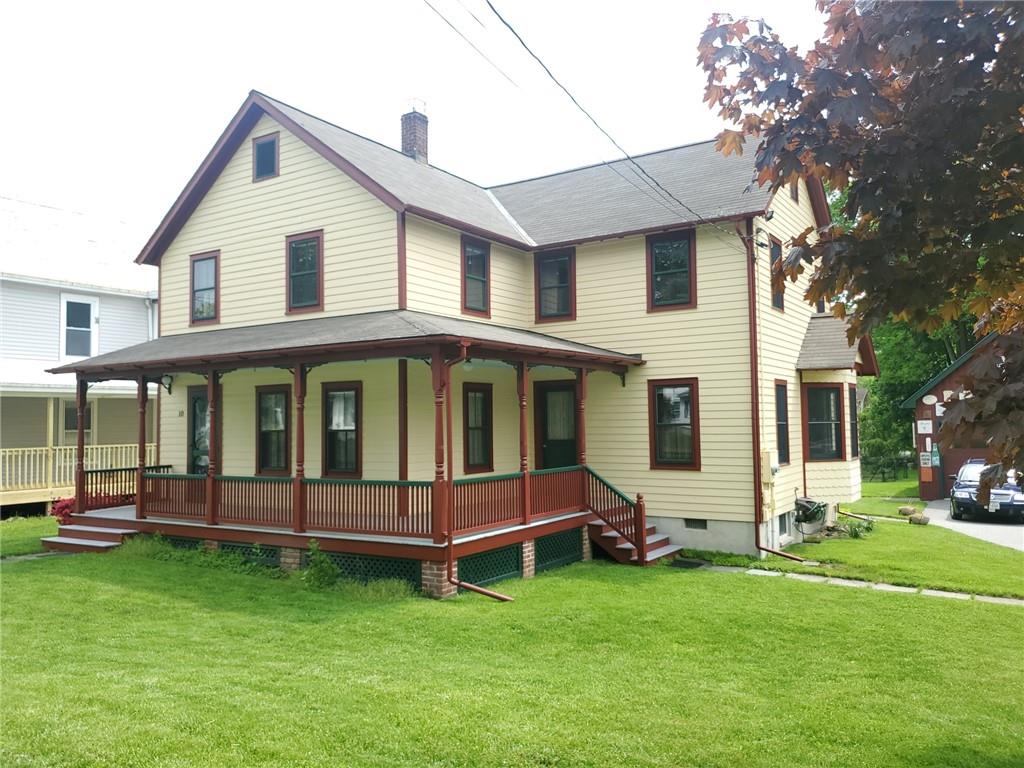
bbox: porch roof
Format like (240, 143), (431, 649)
(49, 309), (643, 378)
(797, 313), (880, 376)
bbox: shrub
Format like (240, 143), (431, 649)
(49, 498), (76, 525)
(302, 540), (340, 590)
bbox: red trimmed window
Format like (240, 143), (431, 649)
(849, 384), (860, 458)
(775, 381), (790, 464)
(770, 237), (784, 311)
(461, 236), (490, 317)
(253, 133), (279, 181)
(256, 385), (290, 475)
(323, 382), (361, 477)
(804, 385), (844, 461)
(190, 251), (219, 324)
(534, 249), (575, 321)
(286, 230), (324, 313)
(789, 179), (799, 203)
(647, 230), (696, 311)
(463, 383), (493, 473)
(649, 378), (700, 470)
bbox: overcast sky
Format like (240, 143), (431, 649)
(1, 0), (825, 290)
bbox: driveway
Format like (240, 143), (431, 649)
(925, 499), (1024, 551)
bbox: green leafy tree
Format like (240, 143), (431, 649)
(699, 1), (1024, 468)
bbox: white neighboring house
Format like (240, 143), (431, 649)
(0, 198), (160, 509)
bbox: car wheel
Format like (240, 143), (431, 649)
(950, 501), (963, 521)
(1014, 509), (1024, 525)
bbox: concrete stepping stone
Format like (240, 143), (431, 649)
(872, 583), (918, 593)
(975, 595), (1024, 607)
(785, 573), (828, 583)
(746, 568), (783, 576)
(921, 588), (970, 600)
(827, 577), (869, 588)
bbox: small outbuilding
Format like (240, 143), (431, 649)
(901, 333), (997, 500)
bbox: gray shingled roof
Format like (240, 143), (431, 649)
(262, 94), (768, 248)
(797, 314), (860, 371)
(489, 142), (772, 246)
(263, 96), (531, 245)
(50, 310), (642, 374)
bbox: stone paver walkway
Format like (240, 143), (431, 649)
(704, 563), (1024, 606)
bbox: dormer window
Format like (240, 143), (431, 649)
(253, 133), (279, 181)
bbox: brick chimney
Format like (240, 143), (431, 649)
(401, 109), (428, 163)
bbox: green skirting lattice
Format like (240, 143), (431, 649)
(458, 544), (522, 588)
(301, 551), (421, 588)
(535, 528), (583, 573)
(219, 542), (281, 567)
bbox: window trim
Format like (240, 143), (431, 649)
(849, 383), (860, 459)
(533, 248), (576, 323)
(769, 236), (785, 312)
(648, 377), (701, 471)
(460, 235), (491, 318)
(59, 292), (99, 360)
(789, 179), (799, 203)
(321, 381), (362, 479)
(254, 384), (291, 476)
(252, 132), (280, 182)
(646, 229), (697, 312)
(774, 379), (790, 465)
(801, 383), (846, 463)
(285, 230), (324, 315)
(462, 382), (494, 474)
(189, 250), (220, 326)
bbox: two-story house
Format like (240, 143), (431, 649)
(48, 91), (876, 596)
(0, 272), (159, 510)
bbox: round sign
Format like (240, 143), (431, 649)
(922, 395), (938, 405)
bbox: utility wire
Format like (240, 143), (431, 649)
(483, 0), (753, 252)
(421, 0), (519, 87)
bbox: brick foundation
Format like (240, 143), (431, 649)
(522, 539), (536, 579)
(581, 526), (592, 561)
(202, 539), (219, 552)
(279, 547), (302, 572)
(421, 559), (457, 599)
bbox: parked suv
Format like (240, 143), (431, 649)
(950, 459), (1024, 523)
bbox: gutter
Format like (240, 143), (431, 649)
(443, 340), (514, 601)
(742, 218), (806, 563)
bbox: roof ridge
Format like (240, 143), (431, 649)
(487, 138), (721, 190)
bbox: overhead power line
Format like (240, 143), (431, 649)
(421, 0), (519, 87)
(483, 0), (754, 253)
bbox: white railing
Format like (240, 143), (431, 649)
(0, 444), (157, 491)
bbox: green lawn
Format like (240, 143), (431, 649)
(759, 521), (1024, 597)
(2, 540), (1023, 767)
(0, 516), (55, 558)
(861, 478), (920, 499)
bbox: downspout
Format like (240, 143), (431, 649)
(444, 340), (514, 601)
(742, 219), (805, 563)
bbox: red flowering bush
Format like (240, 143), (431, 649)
(50, 498), (76, 525)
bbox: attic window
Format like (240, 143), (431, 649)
(253, 133), (279, 181)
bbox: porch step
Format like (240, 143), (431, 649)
(41, 536), (121, 554)
(57, 525), (137, 544)
(587, 518), (682, 566)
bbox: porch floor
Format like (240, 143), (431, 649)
(79, 506), (591, 549)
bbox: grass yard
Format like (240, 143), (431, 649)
(0, 516), (55, 558)
(855, 478), (925, 517)
(2, 539), (1023, 768)
(861, 477), (920, 499)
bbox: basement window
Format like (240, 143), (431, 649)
(779, 512), (791, 537)
(683, 518), (707, 531)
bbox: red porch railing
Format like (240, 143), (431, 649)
(218, 476), (292, 527)
(585, 467), (645, 559)
(142, 472), (206, 519)
(84, 465), (172, 511)
(530, 465), (586, 518)
(452, 472), (523, 534)
(304, 479), (433, 537)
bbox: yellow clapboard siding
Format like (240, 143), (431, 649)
(159, 114), (398, 336)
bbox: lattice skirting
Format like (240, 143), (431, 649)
(535, 528), (583, 573)
(219, 541), (282, 567)
(457, 544), (523, 588)
(301, 550), (422, 588)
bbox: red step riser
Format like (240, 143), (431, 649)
(68, 515), (136, 530)
(588, 531), (635, 564)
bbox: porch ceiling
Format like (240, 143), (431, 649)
(49, 309), (644, 379)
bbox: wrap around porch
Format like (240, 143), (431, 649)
(51, 311), (661, 571)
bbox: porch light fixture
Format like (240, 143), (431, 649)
(159, 374), (174, 395)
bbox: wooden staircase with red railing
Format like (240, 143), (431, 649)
(587, 519), (682, 564)
(42, 524), (138, 554)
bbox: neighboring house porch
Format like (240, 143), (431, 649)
(49, 310), (683, 596)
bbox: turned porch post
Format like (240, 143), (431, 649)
(292, 364), (307, 533)
(398, 359), (409, 517)
(575, 368), (589, 509)
(430, 350), (446, 544)
(73, 376), (88, 513)
(205, 369), (220, 526)
(135, 375), (148, 520)
(518, 361), (532, 526)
